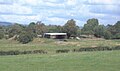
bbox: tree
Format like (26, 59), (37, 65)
(107, 21), (120, 39)
(63, 19), (78, 38)
(94, 25), (106, 38)
(103, 30), (112, 39)
(26, 22), (37, 37)
(113, 21), (120, 34)
(82, 18), (99, 35)
(18, 31), (33, 44)
(35, 21), (48, 35)
(113, 33), (120, 39)
(8, 23), (24, 38)
(76, 28), (81, 37)
(47, 25), (63, 33)
(0, 26), (4, 39)
(94, 25), (112, 39)
(27, 22), (36, 33)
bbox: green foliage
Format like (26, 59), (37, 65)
(76, 29), (81, 36)
(8, 23), (24, 38)
(0, 30), (4, 39)
(26, 22), (37, 37)
(82, 18), (99, 35)
(94, 25), (106, 38)
(36, 21), (48, 35)
(94, 25), (112, 39)
(107, 21), (120, 39)
(81, 30), (94, 35)
(103, 30), (112, 39)
(47, 25), (63, 33)
(18, 31), (33, 44)
(114, 21), (120, 33)
(0, 26), (4, 39)
(63, 19), (78, 38)
(112, 33), (120, 39)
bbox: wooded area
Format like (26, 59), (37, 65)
(0, 18), (120, 44)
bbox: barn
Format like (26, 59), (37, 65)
(44, 33), (67, 39)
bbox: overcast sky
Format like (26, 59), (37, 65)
(0, 0), (120, 26)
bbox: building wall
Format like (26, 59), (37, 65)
(44, 34), (67, 39)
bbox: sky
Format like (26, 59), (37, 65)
(0, 0), (120, 26)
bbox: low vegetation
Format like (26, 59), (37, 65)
(0, 50), (120, 71)
(0, 18), (120, 71)
(0, 38), (120, 54)
(0, 18), (120, 44)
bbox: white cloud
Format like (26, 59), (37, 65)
(66, 0), (77, 5)
(0, 15), (42, 24)
(0, 0), (119, 26)
(45, 17), (67, 25)
(16, 0), (42, 6)
(88, 0), (120, 4)
(0, 3), (32, 14)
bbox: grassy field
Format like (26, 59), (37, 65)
(0, 38), (120, 71)
(0, 38), (120, 52)
(0, 51), (120, 71)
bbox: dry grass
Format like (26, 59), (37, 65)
(0, 38), (120, 53)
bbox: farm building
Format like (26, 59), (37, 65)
(44, 33), (67, 39)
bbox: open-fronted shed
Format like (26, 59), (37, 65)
(44, 33), (67, 39)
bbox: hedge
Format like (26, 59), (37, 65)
(72, 46), (120, 52)
(0, 50), (47, 56)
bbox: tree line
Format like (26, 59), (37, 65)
(0, 18), (120, 44)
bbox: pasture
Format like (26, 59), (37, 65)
(0, 51), (120, 71)
(0, 38), (120, 71)
(0, 38), (120, 53)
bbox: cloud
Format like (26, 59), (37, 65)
(0, 14), (42, 24)
(0, 0), (13, 5)
(44, 17), (67, 25)
(0, 0), (119, 26)
(89, 5), (120, 16)
(0, 3), (32, 15)
(86, 0), (120, 5)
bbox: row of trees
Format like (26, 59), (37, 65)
(81, 18), (120, 39)
(0, 18), (120, 44)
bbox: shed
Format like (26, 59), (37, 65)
(44, 33), (67, 39)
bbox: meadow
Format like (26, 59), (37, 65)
(0, 51), (120, 71)
(0, 38), (120, 53)
(0, 38), (120, 71)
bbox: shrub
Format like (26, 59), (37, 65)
(0, 50), (47, 56)
(21, 51), (32, 54)
(73, 46), (112, 52)
(18, 31), (33, 44)
(113, 46), (120, 50)
(0, 30), (4, 39)
(0, 50), (20, 55)
(56, 49), (70, 53)
(33, 50), (47, 54)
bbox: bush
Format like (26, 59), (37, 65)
(33, 50), (47, 54)
(113, 33), (120, 39)
(0, 50), (47, 56)
(0, 30), (4, 39)
(18, 31), (33, 44)
(73, 46), (112, 52)
(112, 46), (120, 50)
(0, 50), (20, 56)
(21, 51), (32, 54)
(56, 49), (70, 53)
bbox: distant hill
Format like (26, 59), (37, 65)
(0, 22), (13, 26)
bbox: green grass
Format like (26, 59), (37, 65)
(0, 51), (120, 71)
(0, 38), (120, 71)
(0, 38), (120, 52)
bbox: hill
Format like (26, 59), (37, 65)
(0, 21), (12, 26)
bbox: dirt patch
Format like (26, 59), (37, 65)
(55, 41), (79, 46)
